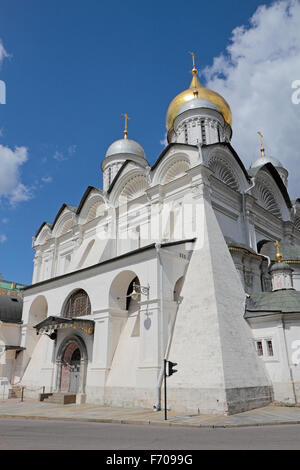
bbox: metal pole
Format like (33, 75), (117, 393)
(164, 359), (167, 421)
(21, 387), (24, 402)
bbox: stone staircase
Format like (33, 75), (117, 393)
(40, 392), (77, 405)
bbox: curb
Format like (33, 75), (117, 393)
(1, 413), (300, 428)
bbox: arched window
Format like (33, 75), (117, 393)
(64, 289), (91, 318)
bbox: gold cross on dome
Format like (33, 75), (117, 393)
(257, 131), (265, 157)
(189, 51), (198, 74)
(189, 51), (196, 67)
(275, 240), (283, 263)
(122, 113), (130, 139)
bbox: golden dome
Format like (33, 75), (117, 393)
(166, 67), (232, 131)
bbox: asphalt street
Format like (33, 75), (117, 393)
(0, 418), (300, 450)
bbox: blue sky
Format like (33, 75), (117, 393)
(0, 0), (298, 285)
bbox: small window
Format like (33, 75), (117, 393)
(201, 120), (206, 144)
(267, 340), (274, 357)
(256, 341), (263, 356)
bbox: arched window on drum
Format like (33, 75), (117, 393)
(64, 289), (91, 318)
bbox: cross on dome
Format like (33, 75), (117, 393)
(257, 131), (265, 158)
(121, 113), (131, 140)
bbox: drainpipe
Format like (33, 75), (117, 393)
(242, 177), (256, 248)
(197, 143), (204, 164)
(259, 253), (271, 291)
(153, 243), (164, 411)
(282, 317), (297, 403)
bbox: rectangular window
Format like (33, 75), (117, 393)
(256, 341), (263, 356)
(267, 340), (274, 356)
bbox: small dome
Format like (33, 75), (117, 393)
(270, 262), (293, 272)
(177, 98), (218, 117)
(251, 155), (284, 169)
(0, 295), (23, 323)
(105, 138), (146, 160)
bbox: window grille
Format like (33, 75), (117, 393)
(256, 341), (263, 356)
(64, 289), (91, 318)
(267, 340), (274, 356)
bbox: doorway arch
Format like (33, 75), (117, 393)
(55, 335), (88, 394)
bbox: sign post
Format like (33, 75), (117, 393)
(163, 359), (178, 420)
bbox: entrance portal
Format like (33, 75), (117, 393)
(60, 342), (81, 393)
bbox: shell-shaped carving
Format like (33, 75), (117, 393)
(295, 217), (300, 231)
(254, 181), (281, 218)
(86, 202), (105, 222)
(163, 160), (190, 184)
(119, 175), (147, 204)
(60, 218), (73, 236)
(209, 158), (239, 191)
(38, 229), (51, 245)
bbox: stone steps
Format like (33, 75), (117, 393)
(8, 385), (23, 399)
(40, 393), (77, 405)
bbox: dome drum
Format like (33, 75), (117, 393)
(102, 138), (148, 191)
(173, 104), (227, 146)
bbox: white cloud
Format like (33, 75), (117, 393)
(53, 145), (77, 161)
(0, 144), (32, 205)
(160, 132), (168, 146)
(9, 183), (32, 205)
(203, 0), (300, 198)
(0, 39), (9, 66)
(41, 176), (52, 183)
(0, 234), (7, 243)
(68, 144), (77, 155)
(53, 150), (66, 161)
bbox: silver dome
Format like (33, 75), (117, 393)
(177, 97), (218, 117)
(105, 138), (146, 159)
(251, 155), (284, 169)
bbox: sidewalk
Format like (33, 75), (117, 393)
(1, 399), (300, 428)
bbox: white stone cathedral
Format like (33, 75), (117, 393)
(2, 59), (300, 415)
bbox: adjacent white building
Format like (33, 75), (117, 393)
(5, 61), (300, 414)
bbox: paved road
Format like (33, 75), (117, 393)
(0, 418), (300, 450)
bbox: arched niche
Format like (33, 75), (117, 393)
(78, 194), (107, 225)
(206, 147), (249, 193)
(35, 226), (52, 246)
(28, 295), (48, 325)
(173, 276), (184, 302)
(118, 175), (147, 207)
(52, 212), (74, 238)
(109, 270), (140, 310)
(162, 159), (190, 185)
(207, 153), (240, 191)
